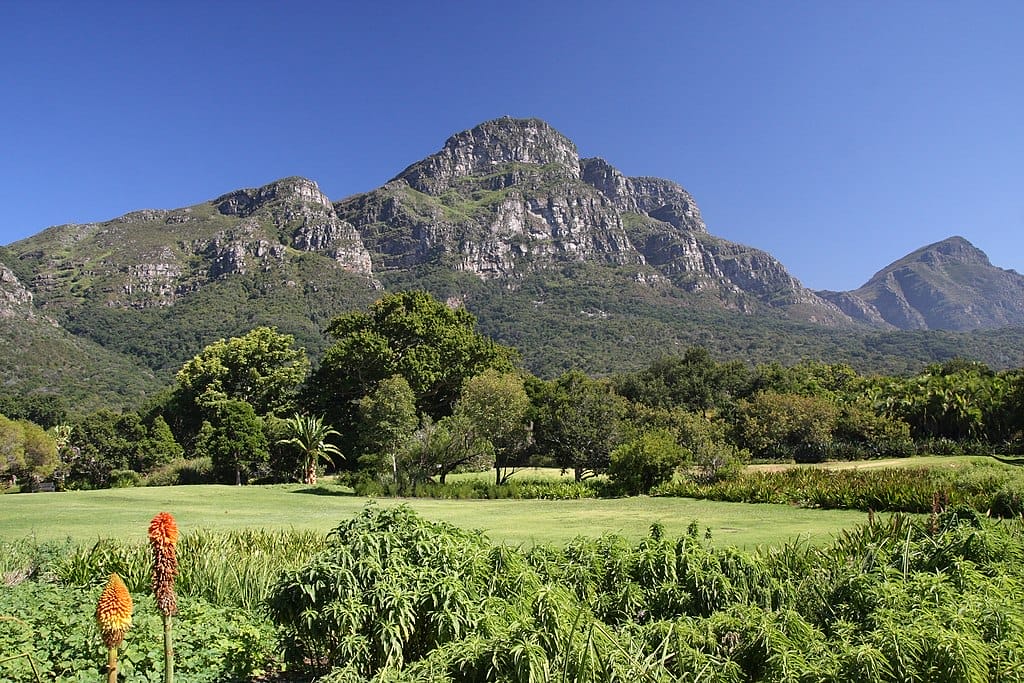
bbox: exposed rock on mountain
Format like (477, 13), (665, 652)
(334, 117), (847, 323)
(215, 177), (372, 276)
(819, 237), (1024, 331)
(0, 261), (35, 318)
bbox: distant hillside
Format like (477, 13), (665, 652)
(819, 237), (1024, 330)
(2, 118), (1023, 412)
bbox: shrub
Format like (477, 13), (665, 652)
(144, 457), (214, 486)
(108, 469), (142, 487)
(608, 429), (688, 495)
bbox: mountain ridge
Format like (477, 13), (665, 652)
(2, 117), (1023, 410)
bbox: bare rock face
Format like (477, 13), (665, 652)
(332, 117), (850, 323)
(336, 119), (642, 281)
(581, 158), (707, 233)
(215, 177), (373, 277)
(398, 117), (582, 195)
(0, 263), (34, 318)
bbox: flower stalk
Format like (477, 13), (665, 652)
(148, 512), (179, 683)
(95, 573), (133, 683)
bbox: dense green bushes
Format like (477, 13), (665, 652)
(654, 462), (1024, 515)
(3, 504), (1024, 681)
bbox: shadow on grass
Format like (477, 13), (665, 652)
(289, 485), (358, 497)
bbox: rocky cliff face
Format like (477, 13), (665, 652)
(215, 177), (372, 276)
(818, 237), (1024, 331)
(0, 262), (35, 318)
(9, 177), (376, 312)
(335, 117), (847, 323)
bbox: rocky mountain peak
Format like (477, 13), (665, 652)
(214, 176), (332, 217)
(908, 235), (992, 268)
(397, 117), (582, 195)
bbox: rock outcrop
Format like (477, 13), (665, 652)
(334, 117), (847, 322)
(0, 262), (34, 318)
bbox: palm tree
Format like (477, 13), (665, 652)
(278, 414), (344, 485)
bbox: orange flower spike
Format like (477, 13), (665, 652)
(148, 511), (180, 617)
(96, 573), (134, 649)
(148, 512), (179, 548)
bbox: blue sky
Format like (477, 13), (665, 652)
(1, 1), (1020, 291)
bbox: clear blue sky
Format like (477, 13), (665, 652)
(2, 1), (1021, 291)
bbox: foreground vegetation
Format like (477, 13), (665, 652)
(2, 504), (1023, 681)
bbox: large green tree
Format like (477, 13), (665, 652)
(531, 371), (627, 481)
(311, 291), (516, 436)
(454, 369), (532, 484)
(197, 399), (269, 485)
(176, 326), (309, 418)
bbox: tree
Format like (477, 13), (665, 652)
(278, 414), (344, 485)
(608, 429), (688, 495)
(738, 391), (838, 461)
(615, 348), (754, 415)
(311, 291), (517, 438)
(404, 414), (494, 485)
(357, 375), (419, 490)
(0, 415), (59, 488)
(65, 410), (138, 489)
(532, 371), (627, 481)
(176, 326), (309, 418)
(454, 369), (532, 484)
(133, 416), (184, 474)
(197, 400), (269, 485)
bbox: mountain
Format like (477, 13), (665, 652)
(335, 117), (850, 324)
(819, 237), (1024, 331)
(2, 117), (1023, 411)
(0, 256), (160, 410)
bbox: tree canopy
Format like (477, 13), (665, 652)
(312, 291), (517, 430)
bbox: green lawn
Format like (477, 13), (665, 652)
(0, 483), (873, 549)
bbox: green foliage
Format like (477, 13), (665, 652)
(614, 347), (755, 414)
(454, 369), (532, 484)
(5, 499), (1024, 681)
(312, 290), (517, 437)
(609, 429), (689, 495)
(195, 399), (268, 485)
(531, 370), (628, 481)
(655, 461), (1024, 516)
(738, 391), (839, 462)
(0, 583), (276, 682)
(358, 375), (420, 490)
(175, 325), (309, 418)
(142, 457), (214, 486)
(277, 413), (344, 484)
(267, 504), (1024, 682)
(0, 414), (58, 486)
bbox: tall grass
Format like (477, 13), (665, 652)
(4, 528), (325, 611)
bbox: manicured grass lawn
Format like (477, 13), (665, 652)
(0, 483), (872, 548)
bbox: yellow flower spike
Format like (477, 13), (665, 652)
(96, 573), (133, 649)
